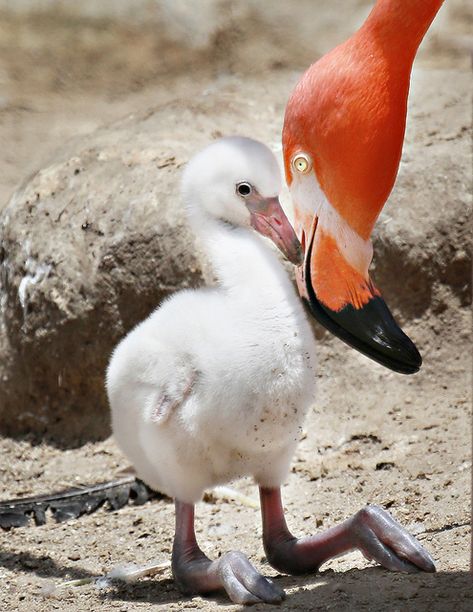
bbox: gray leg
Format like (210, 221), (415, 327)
(259, 487), (436, 575)
(171, 499), (285, 605)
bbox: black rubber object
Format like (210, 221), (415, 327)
(0, 476), (160, 530)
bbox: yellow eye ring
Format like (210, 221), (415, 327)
(292, 153), (312, 174)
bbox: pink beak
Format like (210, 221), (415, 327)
(247, 195), (303, 266)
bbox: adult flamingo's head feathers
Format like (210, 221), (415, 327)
(283, 0), (444, 374)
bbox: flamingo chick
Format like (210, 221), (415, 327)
(106, 137), (434, 605)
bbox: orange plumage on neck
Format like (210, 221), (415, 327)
(283, 0), (444, 241)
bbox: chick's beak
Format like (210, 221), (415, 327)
(247, 195), (303, 266)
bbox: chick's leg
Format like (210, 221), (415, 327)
(259, 487), (435, 575)
(172, 499), (285, 605)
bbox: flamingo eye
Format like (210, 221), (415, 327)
(292, 153), (312, 174)
(236, 182), (252, 197)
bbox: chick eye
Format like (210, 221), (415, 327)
(292, 153), (312, 174)
(236, 182), (252, 197)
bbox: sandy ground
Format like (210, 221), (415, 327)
(0, 326), (471, 611)
(0, 3), (472, 611)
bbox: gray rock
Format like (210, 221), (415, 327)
(372, 69), (471, 321)
(0, 69), (470, 444)
(0, 88), (283, 444)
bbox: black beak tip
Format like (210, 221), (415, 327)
(393, 331), (422, 374)
(305, 292), (423, 375)
(302, 230), (422, 374)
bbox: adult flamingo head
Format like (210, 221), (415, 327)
(283, 0), (444, 374)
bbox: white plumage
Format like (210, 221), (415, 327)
(105, 138), (434, 605)
(106, 137), (316, 504)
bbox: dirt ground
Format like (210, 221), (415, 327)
(0, 3), (471, 611)
(0, 327), (471, 611)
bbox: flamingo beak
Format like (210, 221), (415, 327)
(298, 213), (422, 375)
(247, 195), (303, 266)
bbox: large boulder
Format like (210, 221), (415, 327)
(0, 69), (470, 445)
(372, 69), (471, 319)
(0, 82), (287, 445)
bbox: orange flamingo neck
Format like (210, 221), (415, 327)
(362, 0), (444, 65)
(283, 0), (444, 240)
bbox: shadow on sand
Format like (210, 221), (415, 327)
(99, 567), (472, 610)
(2, 548), (471, 611)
